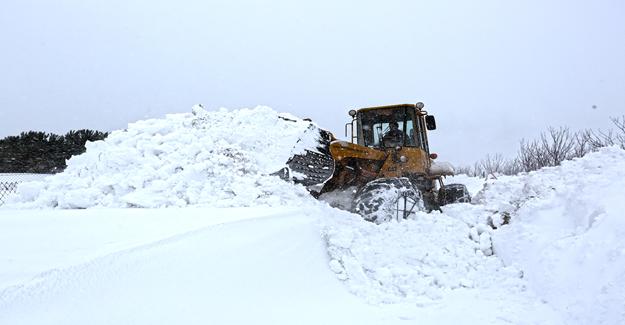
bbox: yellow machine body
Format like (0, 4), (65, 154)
(320, 103), (442, 194)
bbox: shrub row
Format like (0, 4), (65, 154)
(0, 129), (108, 173)
(456, 116), (625, 177)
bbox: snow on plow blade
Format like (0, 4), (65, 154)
(273, 121), (335, 192)
(286, 149), (335, 188)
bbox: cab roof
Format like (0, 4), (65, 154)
(356, 103), (425, 115)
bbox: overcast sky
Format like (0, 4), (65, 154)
(1, 0), (624, 165)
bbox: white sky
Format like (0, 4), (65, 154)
(1, 0), (624, 165)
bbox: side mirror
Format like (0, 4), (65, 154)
(425, 115), (436, 130)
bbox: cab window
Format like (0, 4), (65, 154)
(358, 108), (419, 148)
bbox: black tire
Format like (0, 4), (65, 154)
(353, 178), (423, 223)
(438, 183), (471, 206)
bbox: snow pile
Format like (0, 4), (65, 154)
(7, 106), (320, 209)
(473, 146), (625, 325)
(321, 208), (525, 305)
(320, 147), (625, 324)
(317, 171), (519, 306)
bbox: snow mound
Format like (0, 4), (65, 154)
(320, 147), (625, 325)
(474, 146), (625, 325)
(321, 207), (525, 305)
(7, 106), (320, 209)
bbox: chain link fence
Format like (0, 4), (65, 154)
(0, 174), (50, 206)
(0, 181), (19, 205)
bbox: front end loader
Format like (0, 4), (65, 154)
(281, 102), (470, 223)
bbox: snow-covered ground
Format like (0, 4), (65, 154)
(1, 106), (623, 324)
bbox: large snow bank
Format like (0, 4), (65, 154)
(319, 200), (562, 323)
(322, 208), (523, 303)
(473, 146), (625, 325)
(6, 106), (320, 209)
(320, 147), (625, 324)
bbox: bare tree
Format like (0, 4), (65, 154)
(502, 157), (522, 175)
(573, 130), (592, 158)
(473, 160), (485, 178)
(480, 153), (505, 176)
(517, 139), (545, 172)
(455, 116), (624, 177)
(540, 126), (575, 166)
(611, 116), (625, 149)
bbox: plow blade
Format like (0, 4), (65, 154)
(274, 122), (336, 191)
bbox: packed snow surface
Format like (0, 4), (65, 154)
(2, 106), (624, 325)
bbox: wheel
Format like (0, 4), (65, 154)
(438, 183), (471, 206)
(353, 178), (424, 223)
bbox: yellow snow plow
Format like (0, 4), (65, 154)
(277, 102), (470, 223)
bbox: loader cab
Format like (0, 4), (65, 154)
(347, 103), (432, 152)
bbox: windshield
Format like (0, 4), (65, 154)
(358, 107), (421, 148)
